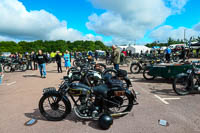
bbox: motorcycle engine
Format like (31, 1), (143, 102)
(75, 96), (100, 119)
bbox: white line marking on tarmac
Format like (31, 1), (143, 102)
(154, 95), (169, 104)
(163, 98), (181, 100)
(7, 81), (16, 86)
(154, 95), (181, 105)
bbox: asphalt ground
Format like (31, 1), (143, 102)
(0, 60), (200, 133)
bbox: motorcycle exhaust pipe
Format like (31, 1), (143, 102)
(111, 112), (130, 117)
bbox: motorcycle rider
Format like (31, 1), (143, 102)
(36, 50), (48, 78)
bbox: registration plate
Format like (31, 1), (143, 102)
(43, 87), (56, 93)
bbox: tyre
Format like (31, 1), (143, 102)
(143, 69), (156, 80)
(108, 92), (133, 116)
(173, 76), (190, 95)
(3, 65), (12, 73)
(73, 60), (79, 67)
(39, 93), (71, 121)
(106, 59), (112, 65)
(103, 69), (117, 77)
(130, 63), (141, 74)
(20, 64), (27, 71)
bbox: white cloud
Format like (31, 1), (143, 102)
(150, 25), (200, 42)
(0, 0), (101, 41)
(166, 0), (188, 13)
(87, 0), (190, 44)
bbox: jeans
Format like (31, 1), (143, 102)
(38, 63), (46, 77)
(114, 64), (119, 71)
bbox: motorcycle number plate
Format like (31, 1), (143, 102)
(114, 91), (125, 96)
(43, 87), (56, 93)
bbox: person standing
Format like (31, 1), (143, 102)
(31, 51), (38, 70)
(26, 53), (32, 70)
(36, 50), (48, 78)
(111, 45), (120, 70)
(55, 51), (62, 73)
(64, 50), (71, 73)
(165, 47), (171, 63)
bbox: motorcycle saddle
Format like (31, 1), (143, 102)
(93, 84), (108, 97)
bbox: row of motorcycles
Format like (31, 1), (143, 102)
(0, 57), (28, 73)
(38, 59), (138, 129)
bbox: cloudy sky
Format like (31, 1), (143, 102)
(0, 0), (199, 45)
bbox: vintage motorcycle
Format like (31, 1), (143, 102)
(173, 61), (200, 95)
(39, 74), (137, 121)
(3, 58), (27, 73)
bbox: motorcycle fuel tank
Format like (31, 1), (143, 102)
(69, 83), (91, 96)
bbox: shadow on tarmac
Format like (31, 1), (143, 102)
(24, 109), (102, 130)
(23, 75), (41, 78)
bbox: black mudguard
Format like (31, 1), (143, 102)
(175, 73), (188, 79)
(123, 76), (132, 87)
(43, 90), (72, 113)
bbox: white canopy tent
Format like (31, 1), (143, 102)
(126, 45), (151, 53)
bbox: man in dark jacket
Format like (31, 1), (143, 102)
(31, 51), (37, 70)
(36, 50), (48, 78)
(55, 51), (62, 73)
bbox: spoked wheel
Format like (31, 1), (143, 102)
(3, 65), (12, 73)
(130, 64), (141, 74)
(108, 93), (133, 116)
(143, 69), (156, 80)
(39, 93), (71, 121)
(20, 64), (27, 71)
(173, 76), (190, 95)
(106, 59), (112, 65)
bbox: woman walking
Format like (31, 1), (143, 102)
(64, 50), (71, 73)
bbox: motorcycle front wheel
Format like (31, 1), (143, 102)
(130, 63), (141, 74)
(173, 76), (190, 95)
(3, 65), (12, 73)
(39, 93), (71, 121)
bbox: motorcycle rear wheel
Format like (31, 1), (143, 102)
(108, 92), (133, 116)
(173, 76), (190, 95)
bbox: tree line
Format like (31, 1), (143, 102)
(0, 40), (109, 53)
(145, 37), (200, 48)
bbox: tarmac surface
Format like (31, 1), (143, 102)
(0, 60), (200, 133)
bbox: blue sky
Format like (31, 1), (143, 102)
(0, 0), (200, 45)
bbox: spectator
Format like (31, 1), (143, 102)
(36, 50), (48, 78)
(64, 50), (71, 73)
(165, 47), (171, 63)
(25, 53), (32, 70)
(122, 48), (127, 56)
(32, 51), (38, 70)
(111, 45), (120, 70)
(55, 51), (62, 73)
